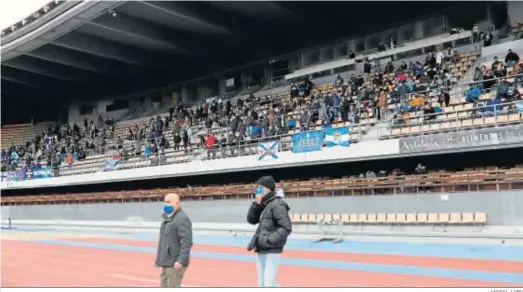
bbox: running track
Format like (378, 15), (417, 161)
(2, 227), (523, 287)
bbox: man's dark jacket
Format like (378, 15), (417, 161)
(246, 191), (292, 254)
(155, 209), (193, 267)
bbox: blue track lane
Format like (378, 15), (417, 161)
(6, 227), (523, 261)
(25, 238), (523, 285)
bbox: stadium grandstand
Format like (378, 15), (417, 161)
(1, 1), (523, 288)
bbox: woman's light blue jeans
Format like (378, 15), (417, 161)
(255, 253), (281, 287)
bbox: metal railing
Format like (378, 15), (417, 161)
(377, 100), (523, 139)
(55, 119), (371, 177)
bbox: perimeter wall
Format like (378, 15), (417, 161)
(2, 191), (522, 226)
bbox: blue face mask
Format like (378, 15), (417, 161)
(164, 205), (175, 214)
(254, 186), (264, 196)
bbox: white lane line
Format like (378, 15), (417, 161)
(106, 273), (198, 287)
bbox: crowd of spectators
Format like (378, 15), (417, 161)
(4, 31), (523, 173)
(466, 49), (523, 115)
(1, 116), (117, 173)
(392, 48), (523, 126)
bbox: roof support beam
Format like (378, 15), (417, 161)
(52, 32), (166, 68)
(25, 44), (154, 80)
(139, 1), (231, 34)
(88, 13), (185, 53)
(2, 57), (92, 84)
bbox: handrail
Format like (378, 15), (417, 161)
(54, 119), (365, 175)
(405, 73), (523, 101)
(392, 100), (521, 125)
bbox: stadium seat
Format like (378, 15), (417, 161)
(474, 212), (487, 225)
(367, 213), (377, 224)
(437, 213), (450, 224)
(308, 213), (317, 223)
(300, 214), (309, 223)
(406, 213), (417, 224)
(417, 213), (428, 224)
(395, 213), (407, 224)
(376, 213), (386, 224)
(341, 214), (350, 224)
(449, 213), (462, 224)
(387, 213), (398, 224)
(357, 214), (367, 224)
(461, 212), (474, 224)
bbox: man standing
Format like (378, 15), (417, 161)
(155, 193), (193, 288)
(247, 176), (292, 287)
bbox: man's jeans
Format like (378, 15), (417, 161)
(255, 253), (281, 287)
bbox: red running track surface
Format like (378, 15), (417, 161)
(67, 237), (523, 274)
(1, 239), (521, 287)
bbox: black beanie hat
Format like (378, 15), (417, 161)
(257, 176), (276, 191)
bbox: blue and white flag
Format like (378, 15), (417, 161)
(31, 166), (53, 179)
(292, 130), (324, 153)
(104, 158), (123, 171)
(325, 127), (351, 147)
(258, 141), (279, 161)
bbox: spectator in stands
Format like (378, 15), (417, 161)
(173, 133), (182, 151)
(472, 26), (480, 42)
(205, 133), (217, 159)
(438, 90), (451, 108)
(340, 95), (351, 122)
(496, 80), (510, 100)
(481, 65), (495, 89)
(247, 175), (292, 287)
(482, 29), (493, 47)
(422, 102), (436, 121)
(492, 56), (506, 78)
(218, 134), (227, 157)
(334, 74), (344, 88)
(424, 53), (436, 68)
(299, 110), (310, 131)
(445, 48), (453, 62)
(382, 61), (393, 74)
(365, 170), (376, 178)
(377, 42), (386, 52)
(505, 49), (520, 68)
(409, 95), (425, 111)
(182, 130), (189, 154)
(435, 51), (445, 70)
(472, 67), (484, 89)
(348, 51), (356, 59)
(415, 163), (427, 174)
(389, 38), (397, 50)
(465, 84), (481, 103)
(506, 82), (521, 102)
(363, 59), (372, 83)
(399, 61), (408, 73)
(484, 95), (502, 115)
(412, 61), (424, 77)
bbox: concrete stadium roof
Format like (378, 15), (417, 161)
(1, 1), (459, 104)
